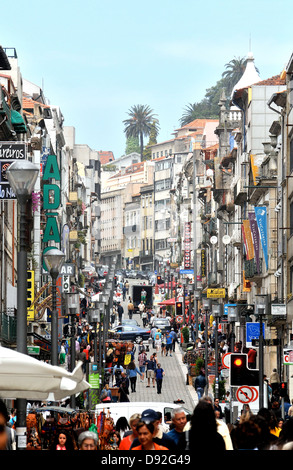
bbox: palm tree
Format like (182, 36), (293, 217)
(222, 56), (260, 96)
(123, 105), (160, 159)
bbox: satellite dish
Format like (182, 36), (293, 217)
(222, 235), (231, 245)
(210, 236), (218, 244)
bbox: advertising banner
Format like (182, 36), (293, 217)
(254, 206), (268, 270)
(248, 212), (260, 273)
(242, 220), (254, 260)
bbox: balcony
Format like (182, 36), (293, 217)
(244, 258), (263, 279)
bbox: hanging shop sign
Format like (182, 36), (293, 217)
(207, 288), (226, 298)
(0, 142), (26, 199)
(184, 222), (191, 269)
(201, 249), (206, 278)
(42, 154), (61, 243)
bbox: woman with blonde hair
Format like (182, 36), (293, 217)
(119, 414), (141, 450)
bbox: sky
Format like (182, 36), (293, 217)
(1, 0), (293, 159)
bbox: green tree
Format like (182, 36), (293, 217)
(125, 136), (140, 155)
(123, 104), (160, 160)
(222, 56), (248, 96)
(143, 120), (159, 161)
(179, 56), (260, 127)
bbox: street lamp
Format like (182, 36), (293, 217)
(67, 291), (79, 408)
(228, 305), (238, 353)
(194, 290), (201, 340)
(43, 248), (65, 365)
(6, 159), (39, 450)
(212, 303), (223, 399)
(256, 295), (267, 409)
(6, 160), (39, 355)
(89, 302), (100, 363)
(203, 298), (211, 394)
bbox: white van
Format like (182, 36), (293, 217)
(94, 401), (192, 430)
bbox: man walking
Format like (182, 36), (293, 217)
(127, 298), (134, 319)
(165, 331), (173, 356)
(145, 353), (157, 388)
(117, 302), (124, 323)
(194, 369), (206, 399)
(155, 363), (165, 394)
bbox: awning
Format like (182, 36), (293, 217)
(0, 346), (90, 401)
(11, 109), (27, 133)
(158, 297), (190, 306)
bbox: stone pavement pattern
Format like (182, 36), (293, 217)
(117, 289), (198, 413)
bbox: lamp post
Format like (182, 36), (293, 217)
(194, 290), (201, 340)
(203, 298), (211, 394)
(256, 296), (267, 409)
(67, 291), (79, 408)
(212, 303), (223, 399)
(228, 305), (238, 353)
(89, 302), (100, 363)
(181, 277), (187, 326)
(6, 159), (39, 450)
(43, 248), (65, 365)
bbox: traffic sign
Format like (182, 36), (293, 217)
(224, 303), (237, 315)
(221, 352), (231, 369)
(236, 386), (259, 404)
(180, 269), (194, 274)
(176, 315), (184, 324)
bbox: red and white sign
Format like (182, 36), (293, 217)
(184, 222), (191, 269)
(221, 352), (231, 369)
(236, 386), (259, 404)
(176, 315), (184, 324)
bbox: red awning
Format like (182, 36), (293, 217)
(158, 297), (190, 306)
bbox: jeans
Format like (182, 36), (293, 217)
(196, 387), (204, 399)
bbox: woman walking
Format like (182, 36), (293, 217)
(127, 360), (142, 392)
(138, 349), (147, 382)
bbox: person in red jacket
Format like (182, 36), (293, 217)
(248, 348), (257, 369)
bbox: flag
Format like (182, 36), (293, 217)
(254, 206), (268, 270)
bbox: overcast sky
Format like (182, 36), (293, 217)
(1, 0), (292, 159)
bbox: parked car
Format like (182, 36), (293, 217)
(122, 318), (139, 327)
(136, 271), (149, 280)
(97, 264), (109, 279)
(126, 270), (137, 279)
(108, 325), (151, 342)
(152, 317), (171, 333)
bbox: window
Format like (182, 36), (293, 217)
(155, 179), (171, 192)
(155, 239), (168, 250)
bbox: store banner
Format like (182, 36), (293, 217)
(242, 220), (254, 260)
(248, 212), (260, 273)
(254, 206), (268, 270)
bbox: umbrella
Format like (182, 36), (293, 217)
(0, 346), (91, 401)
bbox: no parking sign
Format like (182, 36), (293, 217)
(236, 386), (259, 404)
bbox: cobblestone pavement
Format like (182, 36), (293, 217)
(117, 286), (199, 414)
(126, 335), (198, 414)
